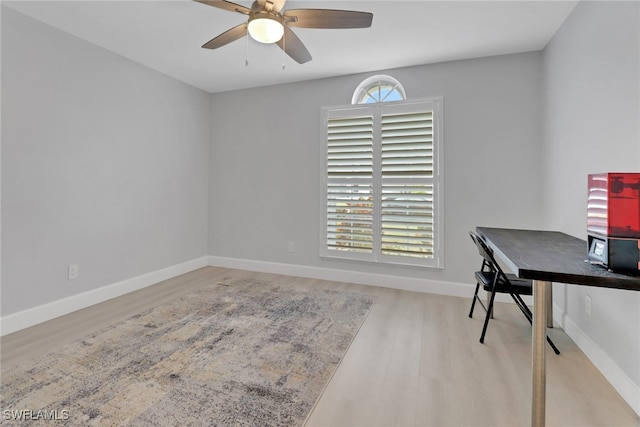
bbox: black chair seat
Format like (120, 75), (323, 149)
(475, 271), (533, 295)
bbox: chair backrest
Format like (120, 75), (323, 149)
(469, 231), (508, 279)
(469, 231), (494, 263)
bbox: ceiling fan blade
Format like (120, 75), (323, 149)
(194, 0), (250, 15)
(202, 23), (248, 49)
(276, 26), (312, 64)
(284, 9), (373, 29)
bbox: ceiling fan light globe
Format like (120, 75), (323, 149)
(248, 17), (284, 44)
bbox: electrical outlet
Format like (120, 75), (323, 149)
(68, 264), (79, 280)
(584, 294), (591, 315)
(288, 241), (295, 253)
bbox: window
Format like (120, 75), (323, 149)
(321, 97), (443, 268)
(352, 75), (406, 104)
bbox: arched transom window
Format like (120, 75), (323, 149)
(352, 74), (406, 104)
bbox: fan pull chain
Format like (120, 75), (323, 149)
(245, 35), (249, 67)
(281, 35), (286, 71)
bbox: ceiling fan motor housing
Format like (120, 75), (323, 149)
(247, 9), (285, 43)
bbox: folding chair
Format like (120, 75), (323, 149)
(468, 231), (560, 355)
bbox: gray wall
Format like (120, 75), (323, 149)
(543, 1), (640, 384)
(209, 52), (544, 286)
(1, 7), (210, 315)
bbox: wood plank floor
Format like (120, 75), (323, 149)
(2, 267), (638, 426)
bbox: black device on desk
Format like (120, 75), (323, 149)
(587, 235), (640, 272)
(587, 173), (640, 273)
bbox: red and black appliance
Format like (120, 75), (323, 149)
(587, 173), (640, 273)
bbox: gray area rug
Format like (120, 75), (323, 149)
(1, 277), (376, 426)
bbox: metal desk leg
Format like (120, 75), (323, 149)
(546, 282), (553, 328)
(532, 280), (548, 427)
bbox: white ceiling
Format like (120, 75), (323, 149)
(4, 0), (578, 94)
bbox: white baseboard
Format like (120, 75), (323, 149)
(207, 255), (525, 305)
(0, 255), (491, 337)
(207, 255), (474, 298)
(559, 305), (640, 417)
(0, 257), (209, 336)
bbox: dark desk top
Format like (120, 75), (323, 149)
(476, 227), (640, 291)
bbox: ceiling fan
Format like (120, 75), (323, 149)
(195, 0), (373, 64)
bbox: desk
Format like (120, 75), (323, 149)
(476, 227), (640, 427)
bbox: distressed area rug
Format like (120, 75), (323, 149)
(1, 277), (376, 426)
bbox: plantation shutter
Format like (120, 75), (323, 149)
(325, 110), (374, 257)
(380, 105), (435, 260)
(322, 98), (442, 267)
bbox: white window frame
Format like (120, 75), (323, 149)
(320, 97), (444, 268)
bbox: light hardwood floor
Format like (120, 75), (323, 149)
(2, 267), (638, 426)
